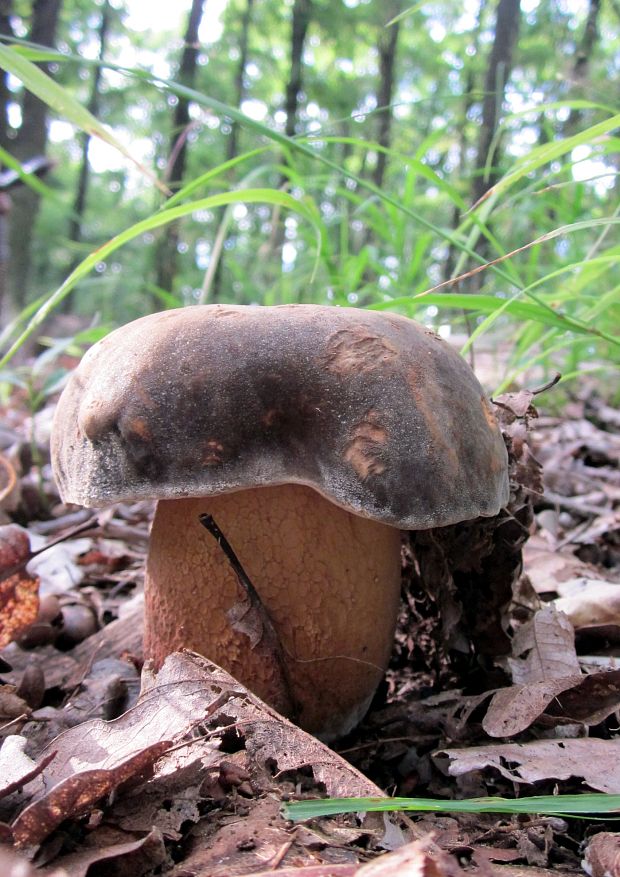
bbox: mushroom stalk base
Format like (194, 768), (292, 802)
(144, 485), (402, 739)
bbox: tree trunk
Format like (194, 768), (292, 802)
(284, 0), (312, 140)
(357, 7), (401, 280)
(155, 0), (206, 296)
(208, 0), (255, 303)
(68, 0), (111, 250)
(0, 0), (14, 323)
(373, 11), (400, 191)
(563, 0), (601, 136)
(263, 0), (312, 285)
(0, 0), (14, 153)
(471, 0), (521, 206)
(7, 0), (62, 316)
(443, 0), (487, 281)
(227, 0), (254, 163)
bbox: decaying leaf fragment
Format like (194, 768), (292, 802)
(37, 828), (166, 877)
(355, 835), (463, 876)
(583, 832), (620, 877)
(12, 741), (170, 847)
(6, 651), (385, 851)
(0, 844), (66, 877)
(0, 687), (30, 736)
(435, 737), (620, 793)
(406, 388), (541, 676)
(245, 835), (465, 877)
(508, 604), (580, 684)
(555, 578), (620, 634)
(0, 524), (39, 648)
(483, 669), (620, 737)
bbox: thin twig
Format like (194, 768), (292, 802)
(0, 749), (57, 800)
(531, 373), (562, 395)
(200, 514), (263, 607)
(0, 515), (99, 585)
(199, 513), (299, 721)
(0, 451), (17, 504)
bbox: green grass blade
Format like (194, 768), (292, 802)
(0, 144), (59, 202)
(300, 136), (466, 208)
(163, 147), (272, 209)
(459, 255), (620, 356)
(480, 113), (620, 204)
(0, 40), (523, 288)
(0, 43), (169, 194)
(0, 188), (322, 367)
(385, 3), (426, 26)
(283, 793), (620, 821)
(372, 293), (589, 334)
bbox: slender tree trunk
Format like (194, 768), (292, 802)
(0, 0), (14, 153)
(155, 0), (206, 295)
(0, 0), (14, 323)
(284, 0), (312, 140)
(208, 0), (255, 303)
(356, 6), (401, 297)
(68, 0), (111, 249)
(443, 0), (487, 281)
(8, 0), (62, 315)
(471, 0), (521, 206)
(563, 0), (601, 135)
(373, 11), (400, 190)
(264, 0), (312, 283)
(227, 0), (254, 163)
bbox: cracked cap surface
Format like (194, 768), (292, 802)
(51, 304), (509, 529)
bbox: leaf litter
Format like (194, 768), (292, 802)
(0, 377), (619, 875)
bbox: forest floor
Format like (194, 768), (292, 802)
(0, 373), (619, 877)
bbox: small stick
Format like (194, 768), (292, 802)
(0, 515), (98, 585)
(200, 514), (264, 608)
(0, 749), (57, 800)
(199, 513), (298, 721)
(0, 451), (17, 504)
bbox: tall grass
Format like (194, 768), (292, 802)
(0, 40), (618, 398)
(282, 792), (620, 821)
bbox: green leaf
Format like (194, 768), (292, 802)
(283, 793), (620, 821)
(0, 43), (169, 194)
(0, 189), (323, 367)
(481, 113), (620, 203)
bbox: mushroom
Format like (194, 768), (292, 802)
(51, 304), (509, 739)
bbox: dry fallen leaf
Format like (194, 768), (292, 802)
(6, 651), (385, 852)
(234, 866), (359, 877)
(27, 538), (92, 597)
(355, 835), (463, 876)
(554, 578), (620, 632)
(244, 835), (465, 877)
(0, 735), (54, 799)
(483, 669), (620, 737)
(435, 737), (620, 793)
(582, 832), (620, 877)
(37, 827), (166, 877)
(0, 687), (30, 736)
(0, 843), (67, 877)
(508, 605), (580, 684)
(12, 741), (171, 847)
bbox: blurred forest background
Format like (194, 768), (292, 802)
(0, 0), (618, 397)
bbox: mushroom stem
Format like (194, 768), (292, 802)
(144, 484), (403, 739)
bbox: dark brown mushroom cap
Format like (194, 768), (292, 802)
(51, 304), (509, 529)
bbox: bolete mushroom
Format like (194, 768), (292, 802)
(51, 304), (509, 739)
